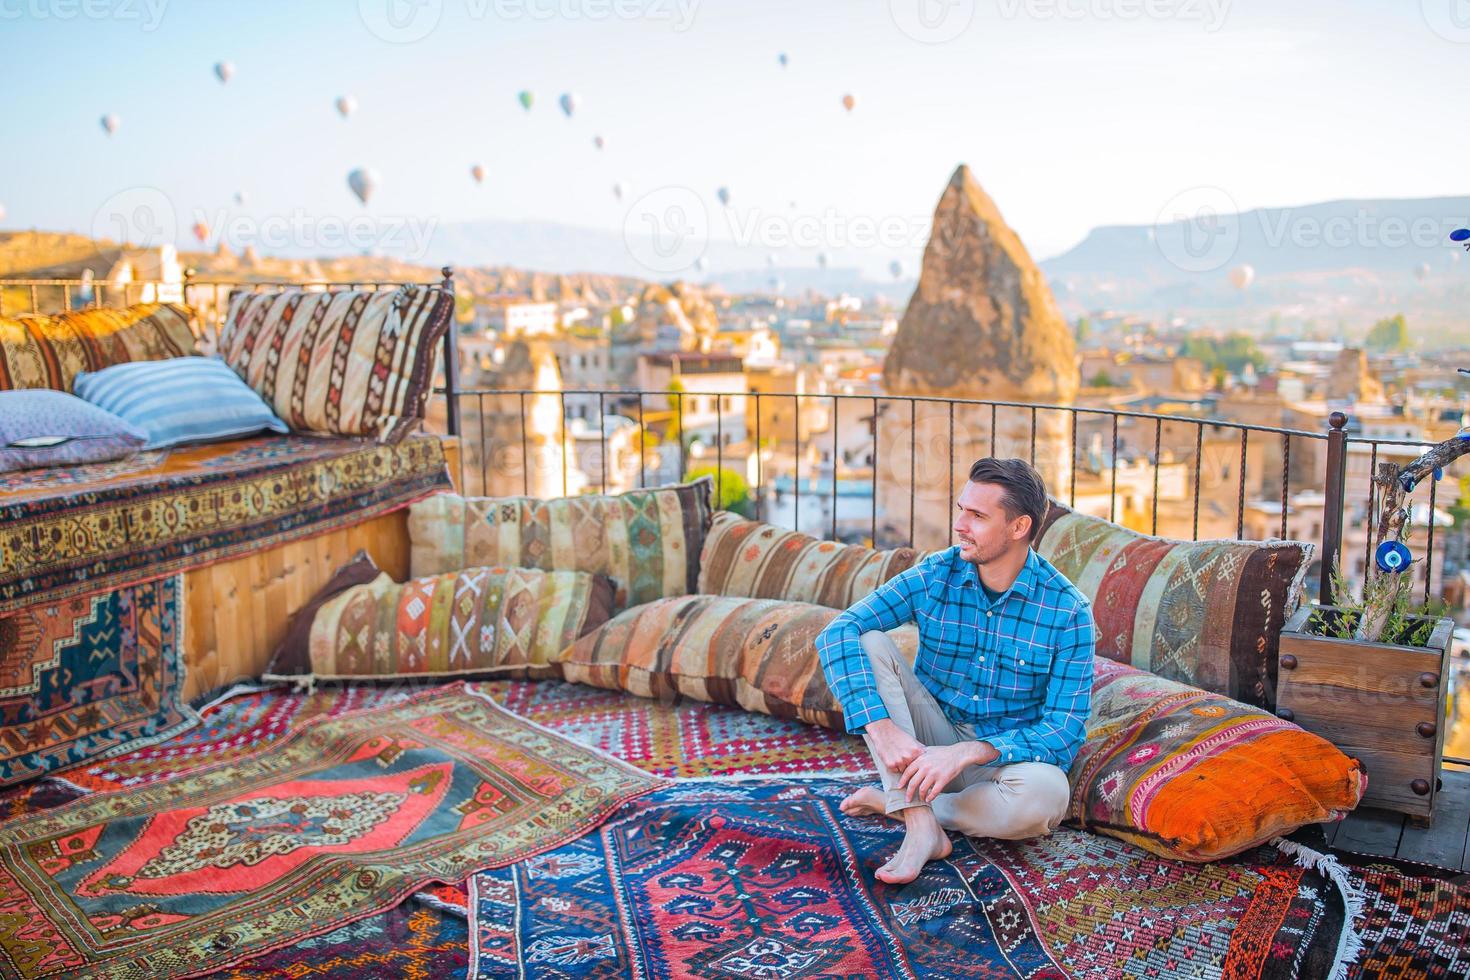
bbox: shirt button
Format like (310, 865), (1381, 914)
(986, 610), (993, 618)
(971, 694), (979, 701)
(1019, 659), (1026, 666)
(979, 657), (985, 663)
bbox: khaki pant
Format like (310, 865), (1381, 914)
(857, 631), (1071, 841)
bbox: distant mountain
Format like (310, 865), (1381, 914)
(1040, 196), (1470, 333)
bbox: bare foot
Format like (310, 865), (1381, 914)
(840, 786), (892, 819)
(875, 809), (952, 885)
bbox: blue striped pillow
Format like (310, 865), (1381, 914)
(74, 356), (289, 450)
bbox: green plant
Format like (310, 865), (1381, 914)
(684, 464), (754, 518)
(1310, 560), (1436, 648)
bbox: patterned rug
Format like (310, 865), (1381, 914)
(482, 679), (873, 778)
(0, 433), (449, 612)
(0, 684), (658, 979)
(469, 778), (1347, 979)
(1345, 863), (1470, 978)
(0, 575), (197, 788)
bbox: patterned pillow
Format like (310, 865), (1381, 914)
(1035, 499), (1312, 710)
(408, 479), (713, 612)
(0, 389), (146, 472)
(280, 566), (615, 682)
(74, 356), (289, 449)
(559, 594), (919, 729)
(217, 285), (453, 443)
(0, 304), (198, 391)
(698, 512), (924, 609)
(1068, 658), (1365, 862)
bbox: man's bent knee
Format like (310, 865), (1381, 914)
(859, 630), (903, 672)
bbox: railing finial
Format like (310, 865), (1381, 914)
(1328, 411), (1348, 431)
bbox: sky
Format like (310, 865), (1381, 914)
(1, 0), (1466, 265)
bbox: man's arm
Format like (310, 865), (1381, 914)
(985, 603), (1096, 768)
(814, 559), (932, 735)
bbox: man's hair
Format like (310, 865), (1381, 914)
(967, 457), (1048, 541)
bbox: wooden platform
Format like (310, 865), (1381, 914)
(1319, 766), (1470, 875)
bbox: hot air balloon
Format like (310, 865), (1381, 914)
(335, 95), (357, 118)
(100, 113), (120, 136)
(694, 256), (709, 272)
(192, 220), (209, 243)
(593, 134), (605, 150)
(559, 93), (579, 118)
(612, 181), (629, 202)
(233, 190), (247, 206)
(347, 168), (378, 206)
(214, 61), (234, 84)
(841, 93), (856, 112)
(888, 260), (903, 280)
(717, 187), (731, 207)
(1415, 262), (1432, 282)
(517, 90), (533, 111)
(470, 164), (486, 184)
(0, 203), (7, 224)
(778, 52), (788, 68)
(1228, 264), (1254, 290)
(816, 252), (828, 269)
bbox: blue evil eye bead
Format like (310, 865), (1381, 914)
(1434, 467), (1444, 482)
(1451, 228), (1470, 242)
(1375, 540), (1412, 573)
(1398, 471), (1418, 493)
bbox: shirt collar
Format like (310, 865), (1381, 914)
(952, 546), (1038, 604)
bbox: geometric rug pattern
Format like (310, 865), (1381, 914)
(470, 778), (1345, 979)
(0, 685), (657, 979)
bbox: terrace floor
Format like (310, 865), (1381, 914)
(1316, 766), (1470, 876)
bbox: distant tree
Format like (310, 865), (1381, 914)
(1365, 313), (1410, 353)
(1074, 316), (1091, 344)
(454, 291), (476, 326)
(1183, 334), (1266, 376)
(1087, 370), (1118, 388)
(684, 464), (754, 518)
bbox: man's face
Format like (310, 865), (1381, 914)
(953, 481), (1030, 564)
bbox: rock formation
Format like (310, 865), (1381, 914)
(1326, 347), (1385, 403)
(623, 281), (719, 350)
(879, 165), (1079, 548)
(467, 339), (565, 497)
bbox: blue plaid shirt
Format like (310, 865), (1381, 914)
(815, 546), (1095, 772)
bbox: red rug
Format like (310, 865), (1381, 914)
(0, 684), (657, 979)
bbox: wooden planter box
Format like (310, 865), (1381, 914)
(1277, 604), (1450, 821)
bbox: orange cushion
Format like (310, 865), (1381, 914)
(1068, 657), (1366, 861)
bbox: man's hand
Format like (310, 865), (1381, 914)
(864, 718), (924, 774)
(899, 741), (999, 803)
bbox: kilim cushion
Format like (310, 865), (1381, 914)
(408, 479), (713, 612)
(286, 566), (615, 682)
(697, 511), (925, 609)
(1068, 657), (1365, 862)
(559, 594), (919, 729)
(1035, 498), (1313, 710)
(217, 284), (453, 443)
(0, 303), (198, 391)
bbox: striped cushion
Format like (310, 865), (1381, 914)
(1035, 499), (1313, 710)
(297, 566), (615, 681)
(698, 512), (923, 609)
(74, 356), (288, 450)
(559, 594), (919, 729)
(408, 480), (713, 612)
(1069, 658), (1365, 862)
(0, 304), (198, 392)
(218, 285), (453, 443)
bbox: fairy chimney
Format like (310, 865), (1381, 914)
(879, 166), (1079, 548)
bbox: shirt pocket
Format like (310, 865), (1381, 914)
(993, 645), (1051, 702)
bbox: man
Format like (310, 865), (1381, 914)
(815, 458), (1095, 885)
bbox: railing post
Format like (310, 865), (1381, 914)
(1318, 411), (1349, 600)
(439, 266), (461, 437)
